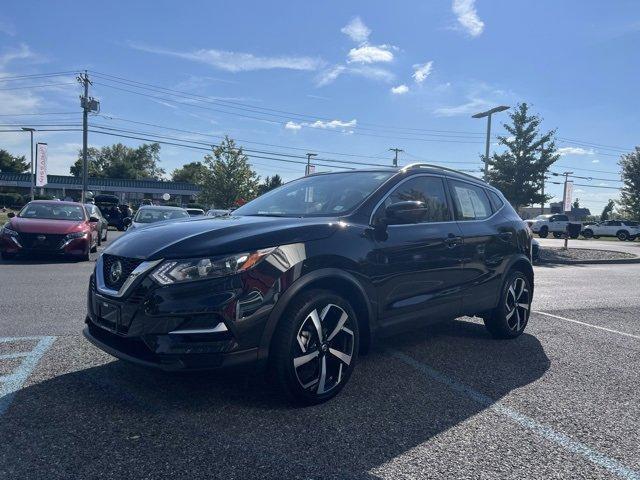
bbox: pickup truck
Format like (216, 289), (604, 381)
(526, 214), (580, 238)
(581, 220), (639, 241)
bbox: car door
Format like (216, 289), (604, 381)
(447, 179), (512, 315)
(368, 174), (464, 331)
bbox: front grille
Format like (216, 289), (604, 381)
(102, 254), (144, 291)
(18, 233), (66, 251)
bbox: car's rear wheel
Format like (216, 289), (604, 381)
(617, 230), (629, 241)
(582, 229), (593, 239)
(552, 232), (563, 238)
(484, 270), (531, 339)
(538, 227), (548, 238)
(270, 289), (359, 405)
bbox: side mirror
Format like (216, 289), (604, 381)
(384, 201), (426, 224)
(123, 217), (132, 227)
(7, 212), (15, 218)
(89, 216), (100, 223)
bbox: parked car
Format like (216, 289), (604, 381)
(84, 204), (109, 245)
(532, 238), (540, 261)
(123, 205), (190, 232)
(1, 200), (99, 261)
(94, 194), (127, 231)
(185, 208), (205, 217)
(206, 209), (231, 217)
(84, 164), (534, 404)
(582, 220), (639, 241)
(526, 214), (580, 238)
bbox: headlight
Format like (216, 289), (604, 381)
(151, 248), (276, 285)
(65, 231), (88, 240)
(2, 226), (18, 237)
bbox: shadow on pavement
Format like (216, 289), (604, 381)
(0, 320), (549, 479)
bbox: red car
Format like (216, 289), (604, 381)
(1, 200), (100, 261)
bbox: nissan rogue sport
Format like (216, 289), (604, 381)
(84, 164), (534, 404)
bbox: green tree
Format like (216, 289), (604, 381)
(600, 199), (616, 221)
(486, 103), (559, 210)
(257, 174), (283, 195)
(0, 149), (29, 173)
(70, 143), (165, 179)
(572, 198), (580, 209)
(171, 161), (208, 185)
(199, 136), (260, 208)
(618, 147), (640, 219)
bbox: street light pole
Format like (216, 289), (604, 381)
(472, 105), (510, 180)
(305, 153), (317, 176)
(21, 127), (36, 201)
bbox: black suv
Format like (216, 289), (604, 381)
(84, 164), (534, 404)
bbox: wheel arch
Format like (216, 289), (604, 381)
(502, 254), (534, 299)
(257, 268), (376, 368)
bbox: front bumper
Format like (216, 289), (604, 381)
(0, 233), (89, 256)
(85, 253), (286, 371)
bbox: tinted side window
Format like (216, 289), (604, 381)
(487, 190), (504, 212)
(378, 176), (451, 224)
(557, 215), (569, 221)
(449, 180), (493, 221)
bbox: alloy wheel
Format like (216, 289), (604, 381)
(505, 277), (530, 332)
(293, 303), (355, 395)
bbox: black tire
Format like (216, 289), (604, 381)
(269, 289), (359, 405)
(570, 233), (579, 239)
(552, 232), (563, 239)
(102, 228), (108, 242)
(538, 227), (548, 238)
(582, 229), (593, 239)
(617, 230), (629, 241)
(97, 233), (102, 247)
(484, 270), (532, 339)
(629, 236), (637, 242)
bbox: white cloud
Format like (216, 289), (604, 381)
(315, 65), (347, 86)
(557, 147), (596, 156)
(284, 121), (302, 131)
(130, 43), (324, 72)
(434, 98), (492, 117)
(347, 44), (394, 64)
(283, 118), (357, 134)
(341, 17), (371, 43)
(412, 61), (433, 83)
(391, 84), (409, 95)
(0, 43), (35, 68)
(452, 0), (485, 37)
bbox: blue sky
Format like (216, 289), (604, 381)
(1, 0), (638, 212)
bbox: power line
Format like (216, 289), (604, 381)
(0, 82), (77, 91)
(0, 112), (78, 117)
(0, 71), (80, 82)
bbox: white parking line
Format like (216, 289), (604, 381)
(534, 311), (640, 340)
(0, 336), (56, 416)
(389, 350), (640, 480)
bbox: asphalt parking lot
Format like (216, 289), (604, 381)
(1, 232), (639, 479)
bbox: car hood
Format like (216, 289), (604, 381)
(9, 217), (87, 234)
(104, 215), (341, 260)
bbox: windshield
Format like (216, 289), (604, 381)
(133, 208), (189, 224)
(235, 171), (394, 217)
(19, 203), (86, 221)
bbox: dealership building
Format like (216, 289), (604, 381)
(0, 172), (200, 206)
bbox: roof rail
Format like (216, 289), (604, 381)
(401, 162), (484, 182)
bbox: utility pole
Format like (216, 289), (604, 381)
(472, 105), (510, 180)
(389, 148), (403, 167)
(21, 127), (35, 201)
(77, 71), (99, 203)
(305, 153), (317, 176)
(540, 141), (546, 215)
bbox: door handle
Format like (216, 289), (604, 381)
(444, 235), (463, 248)
(498, 231), (513, 241)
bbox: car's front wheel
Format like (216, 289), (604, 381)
(538, 227), (548, 238)
(270, 289), (359, 405)
(484, 270), (531, 339)
(617, 230), (630, 241)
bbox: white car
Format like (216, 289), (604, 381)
(526, 214), (578, 238)
(581, 220), (639, 241)
(123, 206), (190, 232)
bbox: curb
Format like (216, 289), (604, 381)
(536, 257), (640, 265)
